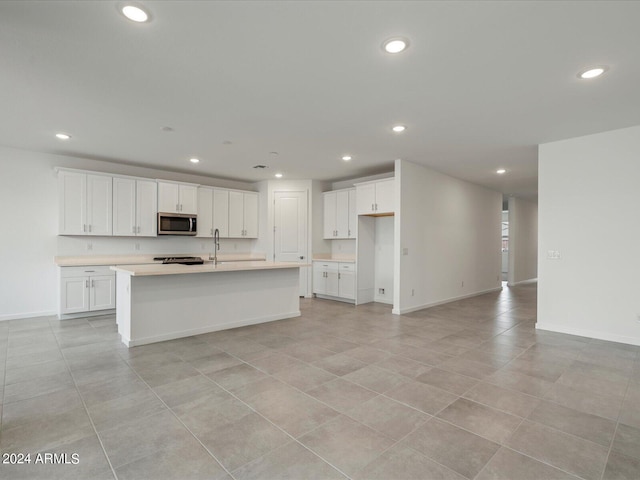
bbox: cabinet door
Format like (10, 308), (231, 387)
(197, 188), (213, 237)
(326, 270), (340, 297)
(312, 264), (326, 294)
(136, 180), (157, 237)
(374, 179), (395, 214)
(112, 177), (136, 236)
(89, 275), (115, 311)
(323, 192), (337, 239)
(243, 192), (259, 238)
(87, 174), (112, 236)
(228, 191), (245, 238)
(213, 189), (229, 237)
(348, 189), (357, 238)
(339, 270), (356, 300)
(179, 185), (198, 214)
(58, 171), (86, 235)
(158, 182), (179, 213)
(335, 190), (350, 238)
(60, 277), (89, 314)
(356, 183), (376, 215)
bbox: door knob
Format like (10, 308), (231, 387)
(299, 256), (304, 260)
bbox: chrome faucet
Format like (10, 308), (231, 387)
(209, 228), (220, 265)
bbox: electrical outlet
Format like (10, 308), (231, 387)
(378, 288), (385, 295)
(402, 248), (409, 256)
(134, 243), (140, 251)
(411, 288), (415, 297)
(461, 281), (464, 287)
(86, 242), (92, 251)
(547, 250), (561, 260)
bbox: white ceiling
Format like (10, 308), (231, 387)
(2, 1), (640, 199)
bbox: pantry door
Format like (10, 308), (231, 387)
(274, 190), (308, 297)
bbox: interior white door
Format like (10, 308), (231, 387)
(274, 190), (308, 297)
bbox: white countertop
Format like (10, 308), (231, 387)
(55, 253), (266, 267)
(111, 261), (306, 277)
(312, 257), (356, 263)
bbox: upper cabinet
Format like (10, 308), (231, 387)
(323, 188), (356, 239)
(197, 187), (230, 238)
(59, 170), (112, 236)
(113, 177), (157, 236)
(228, 191), (258, 238)
(157, 181), (198, 214)
(355, 178), (395, 215)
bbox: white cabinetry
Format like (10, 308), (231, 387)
(59, 266), (115, 316)
(113, 177), (157, 236)
(356, 178), (395, 215)
(323, 188), (356, 239)
(197, 187), (230, 237)
(313, 261), (355, 301)
(229, 191), (258, 238)
(58, 170), (112, 235)
(158, 181), (198, 214)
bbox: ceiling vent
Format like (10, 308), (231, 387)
(253, 165), (268, 169)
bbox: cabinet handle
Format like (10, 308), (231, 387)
(91, 279), (94, 288)
(375, 203), (378, 211)
(83, 224), (86, 233)
(338, 273), (341, 280)
(371, 203), (374, 211)
(348, 229), (351, 236)
(85, 279), (89, 288)
(176, 203), (179, 212)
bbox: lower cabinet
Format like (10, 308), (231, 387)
(59, 266), (115, 316)
(313, 261), (355, 301)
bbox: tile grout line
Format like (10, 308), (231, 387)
(48, 316), (119, 480)
(598, 362), (634, 480)
(115, 355), (238, 480)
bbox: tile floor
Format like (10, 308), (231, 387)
(1, 283), (639, 479)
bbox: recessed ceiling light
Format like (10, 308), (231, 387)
(121, 4), (150, 23)
(342, 155), (352, 161)
(392, 125), (406, 133)
(190, 158), (200, 164)
(275, 173), (283, 178)
(382, 37), (409, 54)
(55, 133), (71, 140)
(578, 66), (608, 79)
(496, 169), (506, 174)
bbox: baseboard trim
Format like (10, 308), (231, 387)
(315, 294), (355, 305)
(0, 310), (57, 322)
(124, 310), (301, 347)
(507, 278), (538, 287)
(536, 322), (640, 347)
(394, 287), (504, 315)
(58, 309), (116, 320)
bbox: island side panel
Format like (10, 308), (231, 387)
(126, 267), (300, 346)
(116, 271), (132, 345)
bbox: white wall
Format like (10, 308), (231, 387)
(507, 197), (538, 285)
(394, 159), (502, 314)
(374, 216), (394, 304)
(0, 146), (258, 320)
(538, 125), (640, 346)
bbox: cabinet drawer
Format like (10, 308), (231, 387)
(338, 263), (355, 272)
(313, 262), (338, 271)
(60, 265), (114, 278)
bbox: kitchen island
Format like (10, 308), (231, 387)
(111, 261), (301, 347)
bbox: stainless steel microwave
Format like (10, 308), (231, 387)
(157, 213), (197, 235)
